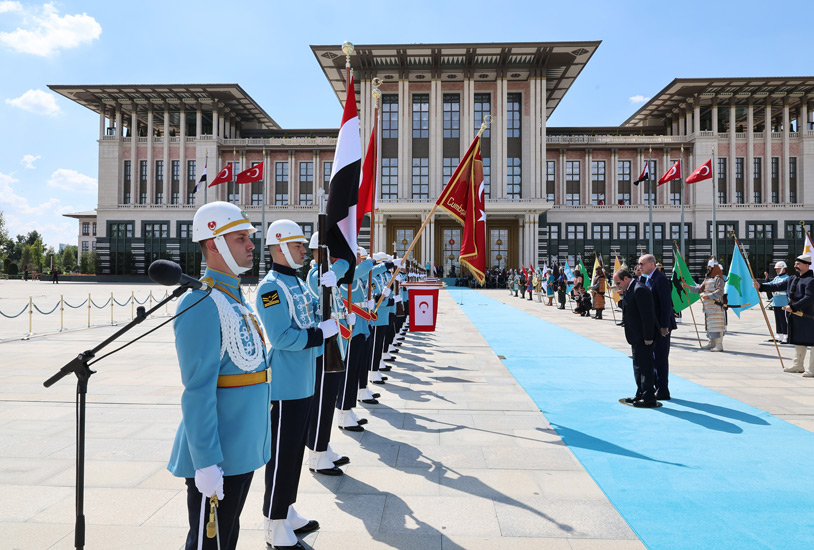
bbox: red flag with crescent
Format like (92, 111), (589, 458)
(686, 159), (713, 184)
(657, 160), (681, 185)
(235, 161), (264, 184)
(209, 162), (233, 187)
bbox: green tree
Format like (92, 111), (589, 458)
(30, 237), (44, 272)
(61, 245), (78, 272)
(80, 252), (90, 274)
(21, 244), (33, 272)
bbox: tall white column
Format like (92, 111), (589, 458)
(163, 107), (170, 205)
(746, 103), (754, 203)
(147, 109), (154, 204)
(729, 103), (736, 203)
(558, 149), (566, 206)
(540, 76), (547, 201)
(196, 108), (202, 137)
(783, 103), (791, 202)
(99, 106), (106, 138)
(180, 110), (186, 203)
(399, 79), (410, 200)
(288, 151), (295, 205)
(130, 110), (137, 203)
(429, 78), (440, 199)
(212, 108), (219, 139)
(677, 113), (685, 137)
(712, 103), (719, 135)
(693, 104), (701, 134)
(765, 102), (773, 200)
(610, 149), (618, 205)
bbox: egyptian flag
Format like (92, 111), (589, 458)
(209, 162), (233, 187)
(436, 135), (486, 284)
(356, 107), (379, 234)
(686, 159), (713, 184)
(633, 162), (649, 185)
(327, 74), (361, 284)
(658, 160), (681, 186)
(194, 158), (207, 193)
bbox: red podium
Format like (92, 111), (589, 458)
(403, 282), (443, 332)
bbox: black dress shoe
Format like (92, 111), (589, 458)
(623, 397), (638, 404)
(356, 418), (368, 425)
(372, 393), (381, 398)
(333, 456), (350, 466)
(655, 393), (671, 401)
(360, 398), (379, 405)
(309, 465), (343, 476)
(293, 519), (320, 534)
(271, 542), (306, 550)
(338, 424), (364, 432)
(379, 365), (392, 372)
(633, 400), (658, 408)
(371, 379), (385, 385)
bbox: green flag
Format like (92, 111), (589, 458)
(578, 259), (591, 290)
(671, 251), (699, 313)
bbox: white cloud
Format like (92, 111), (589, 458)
(0, 2), (101, 57)
(21, 154), (41, 169)
(6, 89), (61, 116)
(0, 171), (78, 246)
(47, 168), (96, 193)
(629, 95), (651, 105)
(0, 1), (23, 14)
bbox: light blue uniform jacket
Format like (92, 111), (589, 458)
(256, 264), (322, 401)
(306, 259), (349, 356)
(168, 268), (271, 478)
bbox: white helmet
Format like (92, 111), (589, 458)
(357, 246), (368, 258)
(775, 261), (787, 269)
(309, 231), (319, 250)
(192, 201), (256, 276)
(372, 252), (392, 263)
(267, 219), (307, 268)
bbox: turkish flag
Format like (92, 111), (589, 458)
(236, 162), (264, 184)
(209, 162), (233, 187)
(657, 160), (681, 185)
(686, 159), (713, 184)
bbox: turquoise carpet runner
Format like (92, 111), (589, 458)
(455, 290), (814, 550)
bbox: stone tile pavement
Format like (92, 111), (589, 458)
(5, 279), (808, 549)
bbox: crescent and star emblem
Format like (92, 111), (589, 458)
(700, 166), (710, 176)
(248, 168), (260, 178)
(207, 221), (216, 230)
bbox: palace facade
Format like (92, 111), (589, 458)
(55, 41), (814, 277)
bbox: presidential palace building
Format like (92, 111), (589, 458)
(53, 40), (814, 278)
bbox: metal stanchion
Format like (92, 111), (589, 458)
(87, 293), (91, 327)
(131, 291), (135, 320)
(60, 295), (64, 332)
(110, 292), (114, 325)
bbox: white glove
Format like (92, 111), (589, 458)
(320, 271), (338, 288)
(367, 299), (375, 310)
(394, 295), (402, 303)
(392, 259), (402, 268)
(382, 287), (392, 297)
(195, 465), (224, 499)
(346, 313), (357, 326)
(318, 319), (339, 338)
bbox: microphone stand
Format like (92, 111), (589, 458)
(43, 284), (193, 550)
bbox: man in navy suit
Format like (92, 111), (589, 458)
(639, 254), (676, 400)
(614, 268), (659, 408)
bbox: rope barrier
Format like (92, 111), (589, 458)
(133, 294), (150, 305)
(0, 304), (29, 319)
(90, 297), (112, 309)
(32, 302), (60, 315)
(113, 296), (132, 307)
(63, 299), (89, 309)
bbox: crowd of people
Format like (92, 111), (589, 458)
(169, 201), (414, 550)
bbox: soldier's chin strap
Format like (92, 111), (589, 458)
(214, 235), (251, 275)
(280, 242), (304, 269)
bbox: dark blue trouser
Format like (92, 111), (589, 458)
(185, 471), (253, 550)
(263, 396), (311, 519)
(653, 332), (671, 396)
(632, 343), (656, 402)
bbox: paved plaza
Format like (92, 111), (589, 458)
(2, 280), (813, 549)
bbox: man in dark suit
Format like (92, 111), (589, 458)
(613, 268), (659, 408)
(639, 254), (675, 400)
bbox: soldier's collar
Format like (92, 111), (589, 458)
(205, 267), (240, 289)
(271, 263), (297, 277)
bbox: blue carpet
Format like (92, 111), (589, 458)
(455, 291), (814, 550)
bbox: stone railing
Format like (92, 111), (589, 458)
(545, 135), (688, 145)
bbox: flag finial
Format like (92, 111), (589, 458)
(342, 41), (355, 67)
(478, 115), (493, 138)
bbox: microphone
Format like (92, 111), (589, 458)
(148, 260), (208, 290)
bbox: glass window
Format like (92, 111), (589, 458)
(771, 157), (779, 203)
(123, 160), (131, 204)
(155, 160), (164, 204)
(507, 157), (521, 199)
(753, 157), (762, 203)
(591, 160), (605, 205)
(566, 224), (585, 239)
(443, 94), (460, 139)
(643, 160), (657, 205)
(474, 93), (491, 138)
(482, 157), (491, 199)
(187, 160), (196, 205)
(382, 94), (398, 139)
(171, 160), (180, 204)
(179, 222), (192, 240)
(227, 162), (240, 204)
(618, 223), (638, 240)
(275, 161), (288, 205)
(592, 224), (611, 240)
(82, 222), (89, 236)
(139, 160), (147, 204)
(546, 160), (555, 202)
(92, 222), (97, 236)
(617, 160), (631, 205)
(412, 94), (429, 138)
(717, 158), (727, 204)
(566, 160), (580, 205)
(507, 93), (521, 138)
(643, 224), (664, 240)
(790, 157), (797, 204)
(299, 161), (313, 205)
(709, 222), (737, 239)
(323, 161), (332, 193)
(381, 158), (398, 200)
(670, 223), (691, 240)
(746, 223), (774, 238)
(250, 162), (264, 206)
(412, 158), (429, 199)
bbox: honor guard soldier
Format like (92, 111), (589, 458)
(168, 201), (270, 550)
(368, 255), (394, 384)
(256, 219), (339, 550)
(336, 246), (378, 428)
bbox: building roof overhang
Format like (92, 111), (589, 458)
(623, 77), (814, 127)
(48, 84), (280, 130)
(311, 40), (601, 119)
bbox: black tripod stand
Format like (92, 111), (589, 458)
(43, 285), (190, 550)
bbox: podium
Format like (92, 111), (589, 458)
(403, 281), (443, 332)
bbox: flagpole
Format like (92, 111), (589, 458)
(342, 41), (355, 316)
(647, 146), (654, 254)
(260, 149), (267, 277)
(203, 151), (209, 204)
(673, 240), (703, 348)
(731, 230), (784, 369)
(368, 78), (382, 300)
(231, 148), (237, 204)
(375, 118), (491, 311)
(596, 251), (617, 324)
(712, 145), (718, 259)
(680, 145), (685, 256)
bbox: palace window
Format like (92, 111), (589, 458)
(412, 94), (429, 138)
(591, 160), (605, 205)
(507, 157), (521, 199)
(382, 95), (398, 139)
(412, 157), (429, 199)
(443, 94), (460, 139)
(617, 160), (631, 205)
(381, 158), (398, 200)
(566, 160), (580, 205)
(299, 161), (313, 205)
(275, 161), (288, 205)
(546, 160), (555, 202)
(507, 93), (521, 138)
(474, 93), (491, 138)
